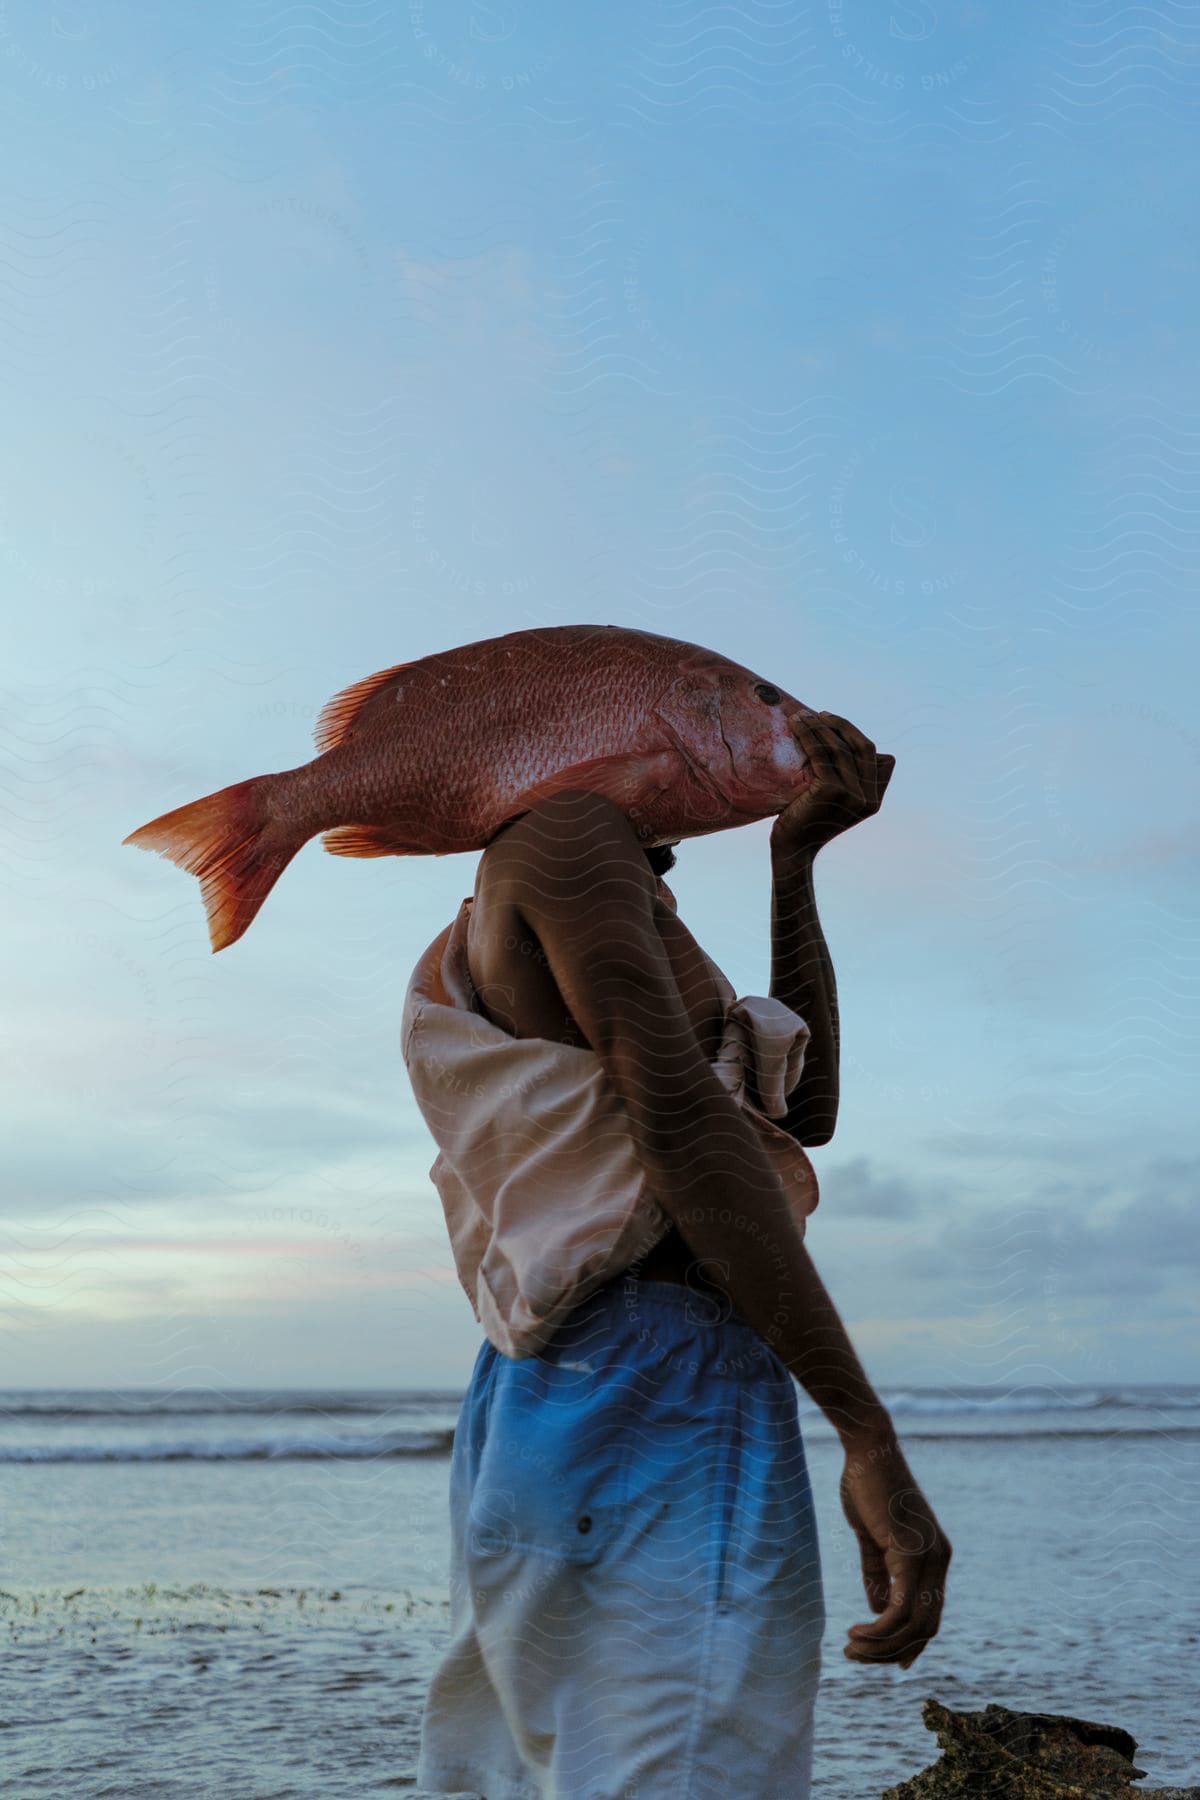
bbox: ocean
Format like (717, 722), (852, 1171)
(3, 1384), (1198, 1798)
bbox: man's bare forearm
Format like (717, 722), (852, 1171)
(628, 1070), (891, 1447)
(769, 841), (840, 1146)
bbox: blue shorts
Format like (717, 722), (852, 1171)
(418, 1273), (826, 1799)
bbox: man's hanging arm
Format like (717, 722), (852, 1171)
(494, 783), (950, 1669)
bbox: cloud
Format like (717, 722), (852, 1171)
(821, 1154), (925, 1218)
(0, 1093), (431, 1219)
(905, 1154), (1200, 1298)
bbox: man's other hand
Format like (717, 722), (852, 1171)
(838, 1429), (952, 1669)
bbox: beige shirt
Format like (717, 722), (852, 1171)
(401, 895), (820, 1359)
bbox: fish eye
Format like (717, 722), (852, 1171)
(754, 682), (782, 705)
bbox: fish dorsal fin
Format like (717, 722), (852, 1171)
(314, 661), (413, 754)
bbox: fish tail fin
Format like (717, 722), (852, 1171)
(123, 774), (305, 952)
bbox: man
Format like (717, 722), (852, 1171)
(405, 708), (951, 1799)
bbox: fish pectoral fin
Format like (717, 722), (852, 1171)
(512, 749), (683, 827)
(322, 825), (410, 859)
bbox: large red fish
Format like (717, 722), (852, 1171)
(124, 623), (815, 951)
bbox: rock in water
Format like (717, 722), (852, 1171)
(882, 1698), (1200, 1798)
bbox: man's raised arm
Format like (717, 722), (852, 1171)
(767, 709), (897, 1147)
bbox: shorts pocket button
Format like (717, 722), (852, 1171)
(576, 1514), (592, 1534)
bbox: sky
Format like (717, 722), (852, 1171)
(2, 3), (1197, 1390)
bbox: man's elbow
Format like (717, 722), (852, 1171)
(785, 1099), (837, 1148)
